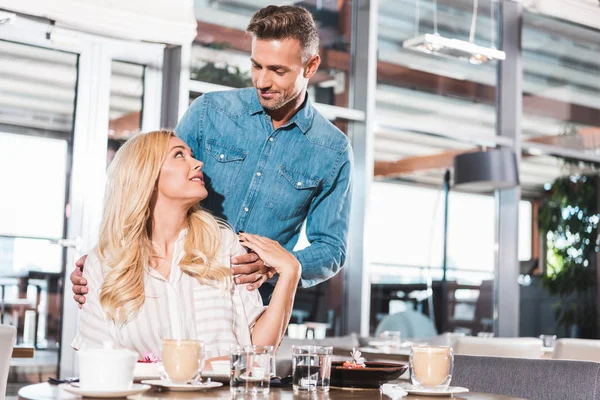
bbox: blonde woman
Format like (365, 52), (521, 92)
(72, 130), (300, 358)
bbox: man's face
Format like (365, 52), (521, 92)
(250, 38), (316, 111)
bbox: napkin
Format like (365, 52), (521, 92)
(381, 383), (408, 399)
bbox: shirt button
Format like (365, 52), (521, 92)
(219, 154), (225, 159)
(244, 207), (249, 212)
(269, 137), (274, 142)
(296, 182), (303, 187)
(256, 172), (262, 177)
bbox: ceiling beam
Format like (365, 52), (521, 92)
(374, 148), (478, 177)
(375, 127), (600, 178)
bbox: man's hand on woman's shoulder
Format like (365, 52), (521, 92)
(71, 254), (88, 308)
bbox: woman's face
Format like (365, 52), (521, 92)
(156, 137), (207, 205)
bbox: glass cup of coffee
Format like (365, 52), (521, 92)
(161, 339), (204, 384)
(410, 345), (454, 391)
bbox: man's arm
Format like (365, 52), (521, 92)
(293, 144), (354, 288)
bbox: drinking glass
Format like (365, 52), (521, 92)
(380, 330), (402, 351)
(410, 345), (454, 390)
(230, 345), (273, 396)
(292, 345), (333, 393)
(160, 339), (204, 384)
(540, 334), (557, 348)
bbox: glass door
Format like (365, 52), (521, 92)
(0, 37), (80, 386)
(0, 15), (164, 385)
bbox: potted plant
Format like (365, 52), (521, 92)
(191, 42), (252, 88)
(538, 175), (599, 338)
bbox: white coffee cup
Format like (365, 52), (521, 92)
(78, 342), (138, 391)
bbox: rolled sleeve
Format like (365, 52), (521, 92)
(293, 144), (353, 287)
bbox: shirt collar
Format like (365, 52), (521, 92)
(248, 90), (314, 135)
(288, 94), (313, 135)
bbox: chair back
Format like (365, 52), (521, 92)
(553, 338), (600, 362)
(454, 336), (542, 358)
(0, 324), (16, 400)
(374, 310), (437, 339)
(453, 354), (600, 400)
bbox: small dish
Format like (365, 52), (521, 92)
(134, 362), (161, 381)
(141, 379), (223, 392)
(202, 370), (230, 383)
(210, 360), (230, 374)
(395, 382), (469, 397)
(59, 383), (150, 398)
(330, 361), (408, 389)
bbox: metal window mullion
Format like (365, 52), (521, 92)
(494, 0), (522, 338)
(60, 42), (112, 378)
(344, 0), (379, 336)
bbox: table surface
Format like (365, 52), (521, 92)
(12, 346), (35, 358)
(19, 383), (528, 400)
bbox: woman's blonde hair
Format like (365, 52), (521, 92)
(97, 130), (232, 324)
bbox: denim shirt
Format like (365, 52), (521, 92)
(175, 88), (353, 287)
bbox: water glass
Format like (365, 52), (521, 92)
(292, 345), (333, 393)
(380, 330), (402, 351)
(410, 345), (454, 391)
(540, 334), (557, 348)
(230, 345), (273, 396)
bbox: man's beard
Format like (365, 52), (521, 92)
(257, 91), (288, 111)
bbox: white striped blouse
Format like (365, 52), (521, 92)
(71, 228), (266, 359)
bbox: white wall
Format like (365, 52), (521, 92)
(0, 0), (197, 45)
(522, 0), (600, 31)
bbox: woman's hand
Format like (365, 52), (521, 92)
(238, 233), (301, 281)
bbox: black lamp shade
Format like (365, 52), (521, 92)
(453, 148), (519, 192)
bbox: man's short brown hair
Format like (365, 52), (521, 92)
(247, 5), (319, 62)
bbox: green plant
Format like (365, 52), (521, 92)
(191, 63), (252, 88)
(538, 175), (600, 336)
(190, 42), (252, 89)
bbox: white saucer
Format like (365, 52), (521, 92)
(141, 379), (223, 392)
(202, 370), (230, 383)
(396, 383), (469, 397)
(59, 383), (150, 398)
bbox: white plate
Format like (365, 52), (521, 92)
(141, 379), (223, 392)
(202, 370), (230, 382)
(59, 383), (150, 398)
(396, 383), (469, 397)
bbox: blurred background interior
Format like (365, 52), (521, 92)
(1, 0), (600, 396)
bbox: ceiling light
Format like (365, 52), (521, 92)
(403, 33), (506, 63)
(0, 11), (16, 26)
(403, 0), (506, 65)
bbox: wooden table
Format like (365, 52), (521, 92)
(19, 383), (528, 399)
(11, 346), (34, 358)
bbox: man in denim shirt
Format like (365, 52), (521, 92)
(71, 5), (352, 304)
(178, 5), (353, 292)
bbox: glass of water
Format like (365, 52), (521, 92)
(292, 345), (333, 393)
(540, 334), (557, 348)
(230, 345), (273, 396)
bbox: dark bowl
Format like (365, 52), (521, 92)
(329, 361), (408, 389)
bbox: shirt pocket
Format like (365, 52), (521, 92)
(268, 166), (321, 221)
(205, 139), (248, 196)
